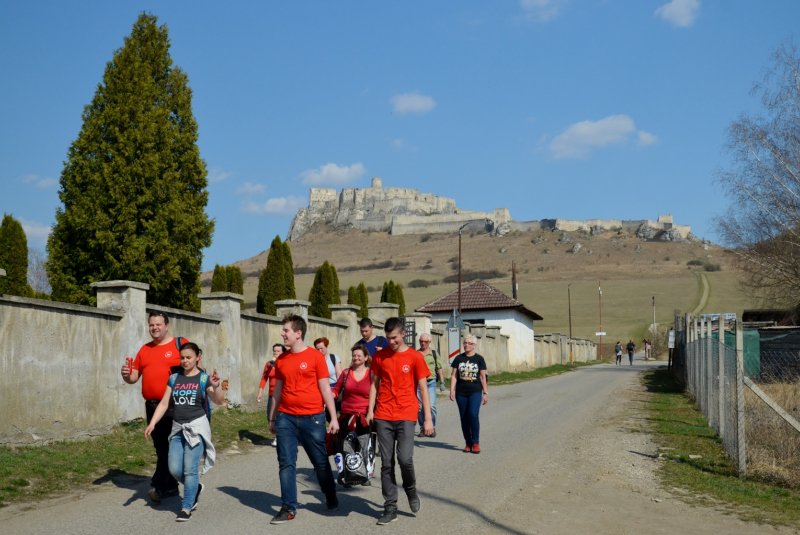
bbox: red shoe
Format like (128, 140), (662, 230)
(471, 444), (481, 454)
(462, 445), (472, 453)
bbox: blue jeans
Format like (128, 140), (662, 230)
(275, 411), (336, 511)
(168, 433), (205, 512)
(417, 379), (437, 429)
(455, 391), (482, 446)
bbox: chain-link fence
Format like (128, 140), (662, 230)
(676, 315), (800, 486)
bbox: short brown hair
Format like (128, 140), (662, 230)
(351, 343), (371, 368)
(313, 337), (330, 348)
(282, 314), (307, 340)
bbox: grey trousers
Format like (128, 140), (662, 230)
(375, 419), (416, 507)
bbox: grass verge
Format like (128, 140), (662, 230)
(487, 358), (610, 385)
(0, 408), (271, 509)
(643, 367), (800, 526)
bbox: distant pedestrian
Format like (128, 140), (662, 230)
(614, 341), (622, 366)
(626, 339), (636, 366)
(367, 317), (433, 525)
(417, 333), (444, 437)
(144, 343), (225, 522)
(358, 317), (388, 357)
(644, 339), (652, 360)
(268, 315), (339, 524)
(257, 343), (285, 446)
(121, 312), (184, 503)
(449, 336), (488, 454)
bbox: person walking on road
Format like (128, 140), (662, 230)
(614, 341), (623, 366)
(417, 334), (444, 438)
(367, 317), (433, 525)
(450, 336), (488, 454)
(268, 315), (340, 524)
(359, 317), (387, 357)
(626, 339), (636, 366)
(144, 343), (225, 522)
(257, 343), (285, 446)
(121, 312), (184, 503)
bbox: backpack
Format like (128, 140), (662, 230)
(168, 372), (213, 421)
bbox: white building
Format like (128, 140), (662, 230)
(415, 280), (543, 367)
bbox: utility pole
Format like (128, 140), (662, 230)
(652, 295), (656, 361)
(599, 281), (603, 361)
(512, 261), (518, 300)
(458, 223), (469, 315)
(568, 283), (573, 364)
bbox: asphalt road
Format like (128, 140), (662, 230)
(3, 355), (784, 534)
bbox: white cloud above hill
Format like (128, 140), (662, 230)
(390, 93), (436, 115)
(241, 196), (306, 216)
(299, 162), (366, 186)
(655, 0), (700, 28)
(549, 115), (657, 159)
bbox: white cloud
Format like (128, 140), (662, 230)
(638, 131), (659, 146)
(519, 0), (567, 23)
(549, 115), (658, 159)
(655, 0), (700, 28)
(18, 218), (52, 246)
(22, 174), (39, 183)
(390, 93), (436, 115)
(241, 196), (306, 216)
(299, 163), (366, 186)
(391, 138), (418, 152)
(208, 169), (233, 183)
(235, 182), (267, 195)
(21, 174), (57, 188)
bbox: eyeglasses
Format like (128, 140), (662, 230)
(420, 340), (430, 343)
(464, 342), (476, 346)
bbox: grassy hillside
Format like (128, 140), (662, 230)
(202, 225), (753, 342)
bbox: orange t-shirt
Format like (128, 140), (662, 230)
(275, 347), (329, 416)
(132, 338), (184, 401)
(372, 347), (431, 422)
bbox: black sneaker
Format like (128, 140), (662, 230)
(176, 510), (191, 522)
(407, 489), (420, 513)
(164, 488), (180, 497)
(147, 487), (162, 504)
(271, 506), (296, 524)
(377, 506), (398, 525)
(326, 493), (339, 511)
(430, 430), (437, 438)
(361, 480), (371, 487)
(191, 483), (204, 511)
(417, 429), (425, 438)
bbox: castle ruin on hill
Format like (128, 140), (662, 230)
(287, 178), (694, 242)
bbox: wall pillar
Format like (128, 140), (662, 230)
(275, 299), (311, 324)
(367, 303), (400, 325)
(329, 304), (361, 364)
(403, 312), (432, 348)
(91, 280), (150, 421)
(199, 292), (244, 406)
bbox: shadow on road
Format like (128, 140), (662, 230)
(238, 429), (272, 446)
(413, 440), (462, 451)
(92, 469), (151, 507)
(217, 486), (281, 516)
(418, 490), (534, 535)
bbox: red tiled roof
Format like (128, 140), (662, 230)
(415, 280), (543, 321)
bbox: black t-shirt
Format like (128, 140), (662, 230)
(626, 342), (635, 353)
(451, 353), (487, 396)
(171, 373), (208, 424)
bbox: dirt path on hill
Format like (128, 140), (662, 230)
(692, 272), (709, 315)
(2, 355), (792, 534)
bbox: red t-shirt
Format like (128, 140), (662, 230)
(275, 347), (329, 416)
(372, 347), (431, 422)
(331, 368), (372, 416)
(259, 361), (277, 397)
(132, 338), (184, 401)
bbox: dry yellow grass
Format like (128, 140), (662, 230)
(745, 382), (800, 488)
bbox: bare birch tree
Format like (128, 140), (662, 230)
(716, 41), (800, 312)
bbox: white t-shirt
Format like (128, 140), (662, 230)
(325, 353), (341, 384)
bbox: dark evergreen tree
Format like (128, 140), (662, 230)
(380, 281), (389, 302)
(211, 264), (227, 292)
(347, 285), (358, 308)
(396, 283), (406, 316)
(329, 263), (341, 305)
(46, 13), (213, 311)
(356, 282), (369, 319)
(0, 214), (34, 297)
(257, 237), (286, 315)
(282, 241), (296, 299)
(308, 261), (334, 319)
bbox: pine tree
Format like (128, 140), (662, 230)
(308, 261), (334, 319)
(282, 241), (296, 299)
(211, 264), (227, 292)
(356, 282), (369, 319)
(257, 236), (286, 315)
(0, 214), (34, 297)
(229, 266), (244, 295)
(46, 13), (214, 311)
(347, 285), (358, 308)
(396, 283), (406, 316)
(380, 281), (389, 303)
(329, 263), (341, 305)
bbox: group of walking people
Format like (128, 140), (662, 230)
(122, 313), (489, 525)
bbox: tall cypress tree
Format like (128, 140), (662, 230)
(0, 214), (34, 297)
(308, 261), (333, 319)
(396, 283), (406, 316)
(329, 263), (341, 305)
(211, 264), (227, 292)
(257, 237), (286, 315)
(228, 265), (244, 309)
(347, 285), (358, 308)
(282, 240), (296, 299)
(46, 13), (214, 311)
(356, 282), (369, 319)
(380, 281), (389, 303)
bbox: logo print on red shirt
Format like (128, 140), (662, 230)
(300, 362), (308, 370)
(402, 364), (410, 373)
(165, 351), (173, 358)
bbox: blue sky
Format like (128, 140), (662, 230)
(2, 1), (798, 271)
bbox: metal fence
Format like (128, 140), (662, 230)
(677, 314), (800, 486)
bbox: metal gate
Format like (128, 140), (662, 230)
(402, 317), (416, 347)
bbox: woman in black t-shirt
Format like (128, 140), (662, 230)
(449, 336), (488, 454)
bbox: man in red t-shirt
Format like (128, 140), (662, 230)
(366, 317), (433, 525)
(121, 312), (183, 503)
(267, 315), (340, 524)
